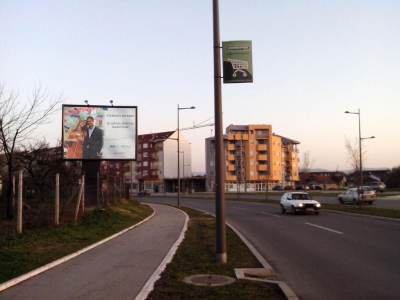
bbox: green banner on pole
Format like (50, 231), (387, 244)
(222, 40), (253, 83)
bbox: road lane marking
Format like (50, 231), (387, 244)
(305, 222), (344, 235)
(231, 206), (246, 210)
(261, 211), (281, 218)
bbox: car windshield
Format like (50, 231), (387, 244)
(292, 193), (310, 200)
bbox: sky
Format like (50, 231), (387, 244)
(1, 0), (399, 173)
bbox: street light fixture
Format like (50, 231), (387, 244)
(345, 109), (375, 203)
(177, 105), (195, 207)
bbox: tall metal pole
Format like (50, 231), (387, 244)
(358, 109), (363, 189)
(213, 0), (227, 264)
(177, 104), (181, 207)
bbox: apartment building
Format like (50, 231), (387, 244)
(205, 124), (300, 192)
(136, 131), (192, 192)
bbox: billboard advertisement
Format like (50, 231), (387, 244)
(222, 40), (253, 83)
(62, 105), (137, 160)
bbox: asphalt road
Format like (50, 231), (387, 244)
(231, 193), (400, 209)
(143, 196), (400, 300)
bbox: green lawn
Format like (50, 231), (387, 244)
(147, 207), (285, 300)
(0, 199), (152, 283)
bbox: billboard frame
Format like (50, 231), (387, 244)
(61, 104), (138, 161)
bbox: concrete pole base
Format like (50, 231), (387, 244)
(217, 252), (227, 264)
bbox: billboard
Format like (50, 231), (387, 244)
(222, 40), (253, 83)
(62, 105), (137, 160)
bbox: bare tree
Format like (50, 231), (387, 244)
(0, 83), (61, 219)
(345, 138), (360, 173)
(300, 151), (315, 172)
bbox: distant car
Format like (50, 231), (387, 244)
(337, 187), (376, 204)
(295, 185), (310, 191)
(280, 192), (321, 215)
(272, 185), (283, 191)
(366, 182), (386, 193)
(137, 190), (151, 196)
(309, 184), (323, 190)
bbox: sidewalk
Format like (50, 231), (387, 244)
(0, 204), (186, 300)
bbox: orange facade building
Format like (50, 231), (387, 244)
(206, 124), (300, 192)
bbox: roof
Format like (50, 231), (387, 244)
(138, 131), (175, 142)
(273, 134), (300, 145)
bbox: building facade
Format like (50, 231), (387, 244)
(206, 124), (300, 192)
(136, 131), (192, 193)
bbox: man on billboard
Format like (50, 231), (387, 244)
(83, 116), (103, 159)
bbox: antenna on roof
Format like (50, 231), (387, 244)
(84, 100), (89, 106)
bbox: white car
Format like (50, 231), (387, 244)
(280, 192), (321, 215)
(337, 187), (376, 204)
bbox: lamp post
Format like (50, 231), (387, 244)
(177, 105), (195, 207)
(345, 109), (375, 203)
(213, 0), (227, 264)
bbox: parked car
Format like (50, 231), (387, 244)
(137, 190), (151, 196)
(366, 182), (386, 193)
(337, 187), (376, 204)
(280, 192), (321, 215)
(295, 185), (310, 191)
(309, 184), (323, 190)
(272, 185), (283, 191)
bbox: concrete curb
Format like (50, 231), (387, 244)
(193, 207), (299, 300)
(0, 206), (156, 293)
(135, 205), (189, 300)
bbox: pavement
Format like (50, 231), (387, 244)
(0, 203), (187, 300)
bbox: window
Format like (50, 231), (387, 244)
(143, 152), (148, 158)
(143, 143), (148, 149)
(143, 161), (148, 167)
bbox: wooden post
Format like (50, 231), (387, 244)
(97, 172), (100, 208)
(81, 175), (85, 214)
(74, 176), (84, 222)
(12, 175), (16, 209)
(55, 173), (60, 226)
(17, 170), (23, 234)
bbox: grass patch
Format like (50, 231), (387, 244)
(147, 207), (285, 300)
(0, 199), (152, 283)
(323, 203), (400, 219)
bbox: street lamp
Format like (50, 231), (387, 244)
(345, 109), (375, 203)
(177, 105), (195, 207)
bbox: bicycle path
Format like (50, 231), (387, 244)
(0, 204), (186, 300)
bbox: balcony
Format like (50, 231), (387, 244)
(257, 144), (267, 151)
(226, 175), (237, 181)
(227, 165), (235, 171)
(227, 144), (235, 151)
(234, 133), (242, 140)
(227, 134), (234, 140)
(242, 134), (249, 140)
(227, 154), (235, 161)
(257, 165), (268, 171)
(257, 154), (268, 161)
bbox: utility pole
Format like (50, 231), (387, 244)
(213, 0), (227, 264)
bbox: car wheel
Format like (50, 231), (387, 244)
(281, 205), (286, 214)
(368, 201), (373, 205)
(291, 206), (297, 215)
(338, 198), (344, 204)
(315, 211), (320, 215)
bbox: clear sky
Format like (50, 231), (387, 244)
(1, 0), (399, 172)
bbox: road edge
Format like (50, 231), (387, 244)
(135, 204), (189, 300)
(193, 207), (299, 300)
(0, 205), (155, 293)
